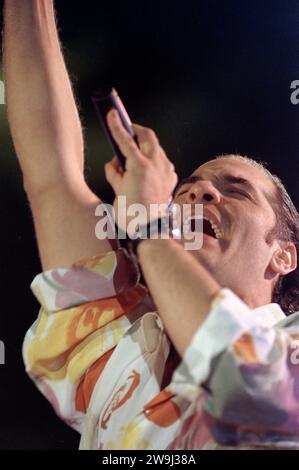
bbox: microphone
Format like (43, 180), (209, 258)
(92, 87), (138, 170)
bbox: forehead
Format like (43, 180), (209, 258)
(193, 158), (276, 196)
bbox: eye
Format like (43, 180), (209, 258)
(175, 187), (190, 198)
(227, 188), (250, 198)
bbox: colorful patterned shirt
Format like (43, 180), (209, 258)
(23, 248), (299, 449)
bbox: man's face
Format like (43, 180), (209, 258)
(173, 157), (280, 301)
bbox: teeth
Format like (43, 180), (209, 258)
(215, 231), (224, 239)
(203, 216), (224, 239)
(182, 216), (224, 239)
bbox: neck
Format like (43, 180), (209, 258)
(235, 281), (273, 309)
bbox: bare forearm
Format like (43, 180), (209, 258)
(3, 0), (84, 191)
(138, 239), (220, 356)
(4, 0), (115, 268)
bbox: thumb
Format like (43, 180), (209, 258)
(104, 157), (123, 190)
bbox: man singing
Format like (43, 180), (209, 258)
(4, 0), (299, 449)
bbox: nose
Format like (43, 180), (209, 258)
(186, 180), (221, 205)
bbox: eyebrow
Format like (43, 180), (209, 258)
(221, 174), (258, 195)
(174, 173), (259, 198)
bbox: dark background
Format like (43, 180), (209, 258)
(0, 0), (298, 449)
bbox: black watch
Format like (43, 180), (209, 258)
(117, 215), (173, 257)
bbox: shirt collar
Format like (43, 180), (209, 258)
(253, 303), (286, 327)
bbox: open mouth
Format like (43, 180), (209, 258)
(185, 216), (224, 239)
(202, 218), (217, 238)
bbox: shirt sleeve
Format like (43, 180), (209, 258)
(170, 288), (299, 449)
(23, 248), (148, 433)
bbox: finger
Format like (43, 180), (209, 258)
(104, 157), (123, 189)
(133, 124), (174, 168)
(107, 109), (143, 162)
(110, 155), (125, 175)
(158, 145), (175, 167)
(132, 124), (160, 159)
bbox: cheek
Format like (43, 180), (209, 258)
(239, 210), (272, 237)
(230, 217), (269, 253)
(236, 222), (273, 264)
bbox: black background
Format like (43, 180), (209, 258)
(0, 0), (298, 449)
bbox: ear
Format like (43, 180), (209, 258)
(269, 242), (297, 275)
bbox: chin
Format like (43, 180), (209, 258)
(190, 248), (216, 271)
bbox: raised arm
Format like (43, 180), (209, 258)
(3, 0), (112, 270)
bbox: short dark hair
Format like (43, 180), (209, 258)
(269, 177), (299, 314)
(216, 154), (299, 315)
